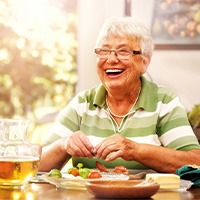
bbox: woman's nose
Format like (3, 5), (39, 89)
(106, 52), (119, 64)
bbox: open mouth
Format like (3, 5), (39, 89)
(106, 69), (124, 75)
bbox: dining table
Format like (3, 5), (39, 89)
(0, 182), (200, 200)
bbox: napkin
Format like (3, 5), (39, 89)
(176, 165), (200, 187)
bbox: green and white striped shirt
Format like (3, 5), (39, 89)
(44, 76), (200, 169)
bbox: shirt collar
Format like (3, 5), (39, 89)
(137, 76), (158, 112)
(93, 75), (158, 112)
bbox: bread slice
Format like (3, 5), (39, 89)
(146, 173), (180, 189)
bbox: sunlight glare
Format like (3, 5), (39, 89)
(8, 0), (66, 41)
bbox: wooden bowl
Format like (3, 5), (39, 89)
(86, 180), (160, 199)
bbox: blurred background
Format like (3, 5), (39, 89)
(0, 0), (200, 143)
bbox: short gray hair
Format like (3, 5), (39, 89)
(95, 17), (154, 56)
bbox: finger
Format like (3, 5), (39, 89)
(67, 142), (85, 157)
(72, 137), (94, 158)
(92, 140), (105, 154)
(68, 141), (93, 158)
(96, 142), (117, 160)
(78, 134), (94, 153)
(66, 134), (94, 158)
(93, 134), (119, 154)
(77, 135), (95, 158)
(105, 149), (124, 162)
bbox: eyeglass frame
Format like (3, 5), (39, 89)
(94, 48), (142, 60)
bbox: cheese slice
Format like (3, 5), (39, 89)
(145, 173), (180, 189)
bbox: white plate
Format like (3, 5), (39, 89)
(41, 172), (129, 190)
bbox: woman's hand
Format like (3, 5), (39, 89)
(62, 131), (95, 158)
(92, 133), (137, 162)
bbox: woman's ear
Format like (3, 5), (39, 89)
(141, 55), (151, 74)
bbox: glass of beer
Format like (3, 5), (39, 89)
(0, 119), (41, 189)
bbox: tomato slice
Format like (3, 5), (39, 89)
(88, 171), (102, 179)
(113, 165), (128, 173)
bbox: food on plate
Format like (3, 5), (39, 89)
(95, 161), (109, 172)
(145, 173), (180, 189)
(96, 161), (128, 174)
(95, 161), (147, 180)
(48, 169), (62, 178)
(88, 171), (102, 179)
(67, 167), (79, 177)
(47, 163), (93, 179)
(78, 168), (92, 179)
(47, 162), (132, 180)
(68, 163), (92, 179)
(113, 165), (128, 174)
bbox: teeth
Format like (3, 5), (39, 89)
(106, 69), (123, 73)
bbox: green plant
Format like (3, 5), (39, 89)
(187, 104), (200, 128)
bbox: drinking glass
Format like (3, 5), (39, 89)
(0, 119), (41, 189)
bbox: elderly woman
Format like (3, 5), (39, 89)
(39, 17), (200, 173)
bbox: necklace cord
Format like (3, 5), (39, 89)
(106, 87), (141, 118)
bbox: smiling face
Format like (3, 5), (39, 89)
(96, 36), (150, 94)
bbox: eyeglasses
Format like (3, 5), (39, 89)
(94, 48), (141, 60)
